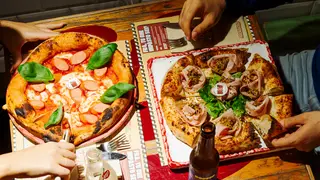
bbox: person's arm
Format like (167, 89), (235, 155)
(0, 20), (65, 72)
(0, 142), (76, 179)
(179, 0), (292, 41)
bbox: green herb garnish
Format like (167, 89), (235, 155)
(100, 82), (135, 103)
(18, 62), (54, 83)
(87, 43), (118, 70)
(44, 103), (63, 129)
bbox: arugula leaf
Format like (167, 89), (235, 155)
(44, 103), (63, 129)
(199, 74), (221, 103)
(18, 62), (54, 83)
(232, 72), (243, 79)
(199, 83), (216, 103)
(100, 82), (135, 103)
(87, 43), (118, 70)
(209, 74), (222, 86)
(230, 94), (247, 117)
(206, 101), (225, 119)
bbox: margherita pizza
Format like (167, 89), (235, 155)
(4, 32), (135, 145)
(160, 49), (293, 155)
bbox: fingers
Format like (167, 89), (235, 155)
(191, 15), (216, 41)
(59, 149), (76, 160)
(57, 156), (76, 168)
(51, 164), (70, 176)
(280, 113), (308, 129)
(36, 23), (66, 30)
(11, 52), (23, 73)
(271, 132), (297, 148)
(31, 31), (60, 41)
(58, 141), (75, 152)
(179, 2), (198, 40)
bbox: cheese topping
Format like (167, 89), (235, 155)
(40, 91), (49, 102)
(54, 52), (73, 60)
(26, 89), (41, 101)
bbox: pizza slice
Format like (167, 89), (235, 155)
(244, 115), (284, 142)
(161, 54), (208, 98)
(160, 96), (207, 147)
(194, 48), (251, 74)
(211, 109), (261, 155)
(241, 54), (284, 99)
(244, 94), (293, 142)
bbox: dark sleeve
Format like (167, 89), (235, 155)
(225, 0), (293, 15)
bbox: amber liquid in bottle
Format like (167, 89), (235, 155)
(188, 122), (220, 180)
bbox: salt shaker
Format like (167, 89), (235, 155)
(85, 148), (104, 180)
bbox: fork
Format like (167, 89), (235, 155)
(167, 36), (188, 49)
(96, 133), (131, 152)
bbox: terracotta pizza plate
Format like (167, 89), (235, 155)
(9, 27), (138, 147)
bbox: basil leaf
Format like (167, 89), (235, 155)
(232, 72), (242, 79)
(18, 62), (54, 83)
(100, 83), (135, 103)
(44, 103), (64, 129)
(206, 101), (225, 119)
(87, 43), (118, 70)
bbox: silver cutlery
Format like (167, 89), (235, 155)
(96, 133), (131, 152)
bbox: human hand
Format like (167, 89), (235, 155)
(0, 20), (65, 72)
(272, 112), (320, 152)
(12, 141), (76, 178)
(179, 0), (226, 41)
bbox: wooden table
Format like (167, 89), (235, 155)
(15, 0), (316, 179)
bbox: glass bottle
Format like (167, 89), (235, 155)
(85, 148), (104, 180)
(188, 122), (220, 180)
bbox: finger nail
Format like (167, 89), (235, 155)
(192, 31), (198, 41)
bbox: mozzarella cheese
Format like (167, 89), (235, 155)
(54, 53), (73, 60)
(40, 91), (49, 102)
(46, 83), (57, 94)
(26, 89), (41, 101)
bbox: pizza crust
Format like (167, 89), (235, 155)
(160, 96), (200, 147)
(161, 55), (195, 98)
(215, 122), (261, 155)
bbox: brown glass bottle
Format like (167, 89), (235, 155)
(188, 122), (219, 180)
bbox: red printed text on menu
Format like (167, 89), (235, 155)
(137, 22), (170, 53)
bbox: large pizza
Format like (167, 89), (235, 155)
(160, 48), (293, 155)
(4, 32), (135, 145)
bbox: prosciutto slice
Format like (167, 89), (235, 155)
(240, 70), (263, 99)
(181, 65), (206, 93)
(245, 95), (270, 117)
(211, 109), (243, 139)
(177, 103), (207, 126)
(207, 53), (247, 75)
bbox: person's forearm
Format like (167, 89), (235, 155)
(0, 152), (25, 179)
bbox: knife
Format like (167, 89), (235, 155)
(102, 152), (127, 160)
(61, 118), (70, 142)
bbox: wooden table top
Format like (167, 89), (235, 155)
(23, 0), (316, 179)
